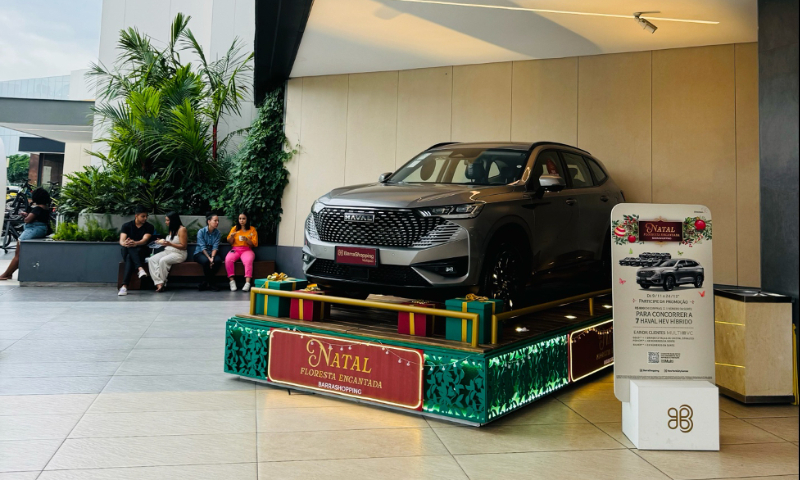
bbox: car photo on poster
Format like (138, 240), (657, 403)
(636, 259), (704, 291)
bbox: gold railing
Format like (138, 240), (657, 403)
(249, 288), (483, 347)
(490, 289), (612, 344)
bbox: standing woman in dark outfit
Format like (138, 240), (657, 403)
(0, 188), (51, 280)
(194, 213), (222, 291)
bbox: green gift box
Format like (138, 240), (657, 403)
(253, 278), (308, 318)
(444, 297), (504, 344)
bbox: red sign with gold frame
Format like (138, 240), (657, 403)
(267, 329), (424, 410)
(568, 320), (614, 382)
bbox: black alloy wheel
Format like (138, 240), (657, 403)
(694, 275), (704, 288)
(481, 239), (524, 310)
(663, 276), (676, 291)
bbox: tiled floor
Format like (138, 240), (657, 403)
(0, 282), (797, 479)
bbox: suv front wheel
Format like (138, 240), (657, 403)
(663, 276), (676, 291)
(480, 238), (526, 310)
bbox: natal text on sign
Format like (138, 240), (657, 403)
(267, 329), (424, 409)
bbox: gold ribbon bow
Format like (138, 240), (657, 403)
(300, 284), (321, 292)
(465, 293), (489, 302)
(267, 272), (289, 281)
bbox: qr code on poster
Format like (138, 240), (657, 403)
(648, 352), (660, 364)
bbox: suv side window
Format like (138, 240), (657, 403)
(584, 157), (607, 184)
(561, 152), (594, 188)
(531, 150), (566, 188)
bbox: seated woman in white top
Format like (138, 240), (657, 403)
(147, 211), (188, 292)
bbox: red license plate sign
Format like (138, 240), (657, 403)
(267, 329), (424, 410)
(569, 320), (614, 382)
(335, 246), (378, 267)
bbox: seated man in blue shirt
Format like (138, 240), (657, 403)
(195, 213), (223, 291)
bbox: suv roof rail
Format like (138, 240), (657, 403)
(530, 141), (592, 156)
(427, 142), (458, 150)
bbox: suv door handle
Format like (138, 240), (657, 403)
(600, 195), (609, 202)
(565, 199), (576, 206)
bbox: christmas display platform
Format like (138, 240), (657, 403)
(224, 288), (614, 426)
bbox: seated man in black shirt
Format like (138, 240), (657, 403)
(118, 205), (155, 296)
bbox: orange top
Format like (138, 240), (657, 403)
(228, 226), (258, 247)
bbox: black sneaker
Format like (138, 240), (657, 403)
(209, 283), (220, 292)
(198, 282), (208, 291)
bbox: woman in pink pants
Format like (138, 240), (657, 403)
(225, 212), (259, 292)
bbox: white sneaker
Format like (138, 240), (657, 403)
(229, 280), (237, 291)
(138, 269), (147, 278)
(118, 286), (127, 296)
(242, 282), (251, 292)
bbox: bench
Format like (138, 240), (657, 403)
(118, 260), (276, 290)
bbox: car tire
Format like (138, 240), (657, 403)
(663, 276), (675, 291)
(479, 237), (526, 311)
(694, 275), (704, 288)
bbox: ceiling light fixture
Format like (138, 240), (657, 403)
(387, 0), (719, 25)
(634, 12), (658, 33)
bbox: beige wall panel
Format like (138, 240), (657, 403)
(396, 67), (452, 167)
(735, 43), (761, 287)
(345, 72), (399, 186)
(577, 52), (652, 203)
(652, 45), (738, 284)
(278, 78), (303, 247)
(512, 58), (578, 145)
(452, 62), (512, 142)
(293, 75), (349, 247)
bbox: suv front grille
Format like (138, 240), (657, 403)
(307, 259), (430, 287)
(312, 208), (451, 248)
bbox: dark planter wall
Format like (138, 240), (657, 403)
(758, 0), (799, 325)
(19, 241), (277, 284)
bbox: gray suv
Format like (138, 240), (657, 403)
(303, 142), (623, 307)
(637, 259), (705, 291)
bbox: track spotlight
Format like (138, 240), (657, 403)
(634, 12), (658, 33)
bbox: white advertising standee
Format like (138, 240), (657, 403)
(611, 204), (718, 450)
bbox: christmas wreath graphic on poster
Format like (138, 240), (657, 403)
(610, 204), (715, 403)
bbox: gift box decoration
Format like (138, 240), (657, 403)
(253, 273), (308, 318)
(289, 285), (330, 321)
(397, 301), (436, 337)
(444, 294), (504, 344)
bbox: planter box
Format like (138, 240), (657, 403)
(78, 213), (234, 236)
(19, 239), (277, 284)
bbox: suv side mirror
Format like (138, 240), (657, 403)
(538, 174), (566, 192)
(378, 172), (393, 183)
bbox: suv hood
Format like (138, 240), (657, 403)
(319, 183), (514, 209)
(638, 267), (668, 274)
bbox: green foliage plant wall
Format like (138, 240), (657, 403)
(215, 88), (294, 232)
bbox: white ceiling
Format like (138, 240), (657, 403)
(291, 0), (757, 77)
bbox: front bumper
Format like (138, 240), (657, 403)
(302, 223), (477, 288)
(636, 275), (663, 286)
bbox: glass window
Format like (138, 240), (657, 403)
(531, 150), (565, 188)
(562, 152), (594, 188)
(585, 157), (607, 184)
(389, 148), (528, 185)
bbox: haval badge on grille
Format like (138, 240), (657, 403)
(343, 212), (375, 223)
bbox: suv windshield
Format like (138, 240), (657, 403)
(660, 259), (679, 267)
(388, 148), (528, 186)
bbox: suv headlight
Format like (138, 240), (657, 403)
(417, 203), (484, 219)
(311, 200), (325, 214)
(650, 272), (661, 279)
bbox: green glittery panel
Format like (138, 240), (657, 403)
(486, 335), (569, 420)
(224, 319), (270, 380)
(422, 353), (487, 423)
